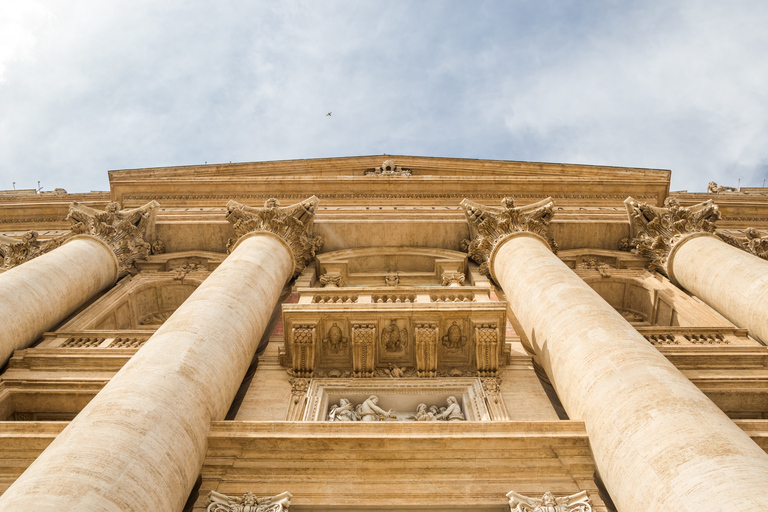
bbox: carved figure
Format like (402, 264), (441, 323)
(408, 403), (436, 421)
(322, 323), (348, 352)
(358, 395), (396, 421)
(382, 319), (408, 352)
(206, 490), (292, 512)
(435, 396), (465, 421)
(328, 398), (360, 421)
(507, 490), (592, 512)
(707, 181), (737, 193)
(461, 197), (556, 276)
(442, 321), (467, 349)
(384, 274), (399, 286)
(226, 197), (323, 278)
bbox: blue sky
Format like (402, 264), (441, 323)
(1, 1), (767, 193)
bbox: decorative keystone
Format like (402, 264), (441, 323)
(226, 196), (323, 279)
(460, 197), (556, 276)
(66, 201), (160, 278)
(624, 196), (720, 275)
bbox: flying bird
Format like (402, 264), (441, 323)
(326, 112), (332, 116)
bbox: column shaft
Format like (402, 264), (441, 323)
(0, 235), (118, 366)
(491, 233), (768, 512)
(669, 233), (768, 343)
(0, 232), (293, 512)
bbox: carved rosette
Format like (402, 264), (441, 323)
(226, 196), (323, 279)
(624, 197), (720, 275)
(0, 231), (72, 269)
(474, 323), (500, 377)
(351, 323), (376, 377)
(291, 324), (316, 378)
(414, 323), (438, 377)
(460, 197), (556, 276)
(718, 227), (768, 261)
(66, 201), (160, 278)
(206, 490), (292, 512)
(507, 490), (592, 512)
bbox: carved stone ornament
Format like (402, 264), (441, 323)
(441, 271), (465, 286)
(384, 273), (399, 286)
(206, 490), (292, 512)
(66, 200), (160, 278)
(624, 196), (720, 275)
(0, 231), (72, 269)
(382, 319), (408, 352)
(364, 159), (412, 176)
(707, 181), (737, 193)
(318, 272), (343, 287)
(718, 227), (768, 261)
(507, 490), (592, 512)
(225, 196), (323, 278)
(322, 323), (348, 352)
(442, 321), (467, 349)
(460, 197), (556, 276)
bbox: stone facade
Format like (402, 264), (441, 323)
(0, 156), (767, 511)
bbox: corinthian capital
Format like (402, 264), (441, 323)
(625, 196), (720, 275)
(0, 231), (72, 269)
(66, 200), (160, 278)
(226, 196), (323, 278)
(460, 197), (556, 276)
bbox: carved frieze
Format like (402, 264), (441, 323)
(351, 323), (376, 377)
(507, 490), (592, 512)
(414, 323), (439, 377)
(206, 490), (292, 512)
(474, 323), (500, 377)
(226, 197), (323, 278)
(624, 196), (720, 275)
(291, 324), (317, 378)
(0, 231), (72, 269)
(460, 197), (556, 276)
(66, 200), (160, 278)
(718, 227), (768, 261)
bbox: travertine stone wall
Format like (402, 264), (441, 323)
(0, 235), (118, 366)
(669, 233), (768, 344)
(0, 232), (293, 512)
(491, 232), (768, 512)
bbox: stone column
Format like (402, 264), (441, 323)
(462, 198), (768, 512)
(626, 197), (768, 344)
(0, 197), (322, 512)
(0, 201), (159, 366)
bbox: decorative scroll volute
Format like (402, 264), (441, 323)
(460, 197), (556, 276)
(226, 196), (323, 278)
(291, 324), (316, 378)
(414, 323), (438, 377)
(474, 323), (500, 377)
(507, 490), (592, 512)
(66, 201), (160, 278)
(624, 196), (720, 275)
(0, 231), (71, 269)
(206, 490), (292, 512)
(351, 323), (376, 377)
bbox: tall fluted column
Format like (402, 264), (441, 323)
(0, 201), (159, 366)
(626, 197), (768, 344)
(462, 198), (768, 512)
(0, 197), (322, 512)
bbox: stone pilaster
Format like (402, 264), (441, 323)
(0, 198), (320, 512)
(463, 197), (768, 512)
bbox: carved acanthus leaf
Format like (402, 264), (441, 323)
(625, 197), (720, 275)
(66, 201), (159, 278)
(507, 490), (592, 512)
(206, 490), (292, 512)
(460, 197), (556, 276)
(226, 197), (323, 278)
(0, 231), (73, 269)
(717, 228), (768, 261)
